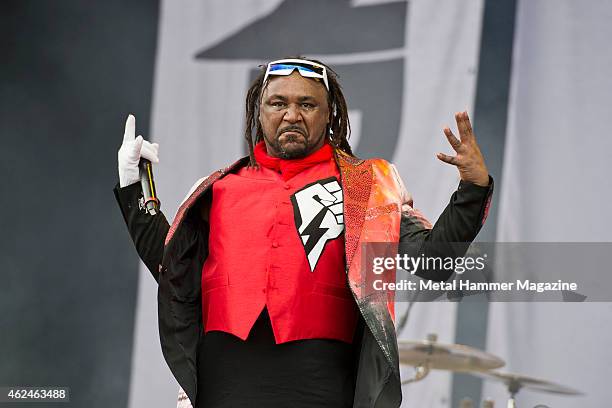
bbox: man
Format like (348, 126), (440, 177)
(114, 57), (493, 408)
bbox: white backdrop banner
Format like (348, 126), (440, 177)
(486, 1), (612, 407)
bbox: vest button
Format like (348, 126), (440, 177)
(284, 184), (290, 190)
(272, 241), (279, 248)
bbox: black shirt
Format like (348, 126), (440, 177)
(196, 307), (357, 408)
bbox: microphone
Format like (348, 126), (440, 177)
(139, 159), (160, 215)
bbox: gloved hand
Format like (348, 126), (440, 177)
(118, 114), (159, 187)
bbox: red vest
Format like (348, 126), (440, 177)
(201, 158), (359, 344)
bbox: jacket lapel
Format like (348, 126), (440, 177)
(334, 149), (373, 274)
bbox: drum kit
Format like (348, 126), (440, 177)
(398, 334), (583, 408)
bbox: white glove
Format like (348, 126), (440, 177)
(118, 114), (160, 187)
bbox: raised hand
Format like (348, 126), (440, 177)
(117, 114), (159, 187)
(437, 111), (489, 187)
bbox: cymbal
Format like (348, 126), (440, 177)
(472, 371), (583, 396)
(398, 336), (505, 372)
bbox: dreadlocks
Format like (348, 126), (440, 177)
(244, 57), (353, 167)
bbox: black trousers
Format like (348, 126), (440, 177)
(196, 308), (357, 408)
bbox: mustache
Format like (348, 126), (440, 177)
(277, 125), (306, 138)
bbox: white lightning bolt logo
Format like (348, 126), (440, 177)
(291, 177), (344, 271)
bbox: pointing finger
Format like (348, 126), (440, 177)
(123, 114), (136, 142)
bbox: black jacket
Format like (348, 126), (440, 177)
(114, 158), (493, 408)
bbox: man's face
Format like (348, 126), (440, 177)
(259, 71), (330, 159)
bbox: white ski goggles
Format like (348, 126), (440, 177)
(263, 58), (329, 91)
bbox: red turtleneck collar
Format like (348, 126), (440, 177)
(253, 141), (334, 181)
